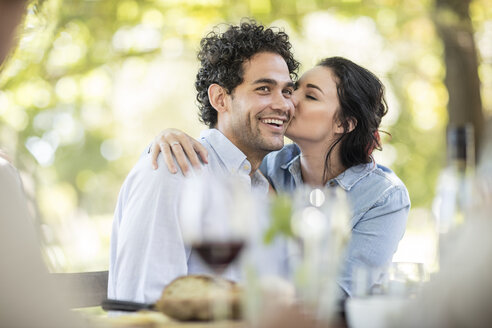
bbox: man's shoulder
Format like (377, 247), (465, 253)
(198, 137), (214, 155)
(138, 149), (184, 178)
(121, 146), (187, 195)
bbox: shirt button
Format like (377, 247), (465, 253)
(243, 164), (250, 171)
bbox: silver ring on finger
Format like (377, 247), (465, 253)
(169, 141), (180, 147)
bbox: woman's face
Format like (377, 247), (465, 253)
(286, 65), (343, 144)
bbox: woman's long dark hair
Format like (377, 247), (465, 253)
(319, 57), (388, 181)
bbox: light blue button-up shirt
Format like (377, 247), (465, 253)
(260, 144), (410, 296)
(108, 129), (269, 303)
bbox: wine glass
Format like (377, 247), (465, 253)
(179, 172), (254, 319)
(240, 192), (296, 326)
(290, 186), (351, 324)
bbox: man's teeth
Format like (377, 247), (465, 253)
(262, 119), (283, 125)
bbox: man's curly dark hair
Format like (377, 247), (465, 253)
(195, 20), (299, 128)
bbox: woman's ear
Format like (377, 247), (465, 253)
(346, 117), (357, 133)
(335, 117), (357, 134)
(208, 84), (228, 113)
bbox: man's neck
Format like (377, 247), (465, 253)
(213, 126), (267, 177)
(245, 152), (266, 177)
(229, 141), (267, 177)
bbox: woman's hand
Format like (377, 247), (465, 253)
(151, 128), (208, 175)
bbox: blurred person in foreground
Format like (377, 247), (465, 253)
(395, 120), (492, 328)
(0, 0), (27, 65)
(150, 56), (410, 297)
(0, 0), (85, 326)
(108, 20), (298, 304)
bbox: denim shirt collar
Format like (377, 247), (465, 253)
(280, 154), (376, 191)
(334, 162), (377, 190)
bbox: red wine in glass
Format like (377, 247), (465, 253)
(193, 241), (244, 274)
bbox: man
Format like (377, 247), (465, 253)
(108, 20), (298, 303)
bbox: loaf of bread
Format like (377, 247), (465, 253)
(154, 275), (241, 321)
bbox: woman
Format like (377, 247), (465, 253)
(151, 57), (410, 296)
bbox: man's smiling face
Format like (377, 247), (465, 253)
(220, 51), (295, 159)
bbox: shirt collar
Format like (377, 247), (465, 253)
(281, 154), (303, 187)
(200, 128), (250, 173)
(200, 129), (269, 193)
(280, 154), (376, 191)
(333, 162), (376, 190)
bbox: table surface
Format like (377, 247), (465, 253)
(91, 309), (347, 328)
(92, 311), (244, 328)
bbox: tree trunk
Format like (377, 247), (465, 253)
(434, 0), (484, 160)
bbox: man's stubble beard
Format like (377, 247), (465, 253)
(234, 116), (284, 160)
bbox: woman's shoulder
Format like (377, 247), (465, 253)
(342, 163), (410, 223)
(345, 162), (410, 207)
(372, 164), (407, 189)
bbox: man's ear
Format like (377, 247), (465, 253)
(208, 84), (228, 113)
(335, 117), (357, 134)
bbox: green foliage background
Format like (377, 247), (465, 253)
(1, 0), (491, 271)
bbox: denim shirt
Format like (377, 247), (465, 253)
(260, 144), (410, 296)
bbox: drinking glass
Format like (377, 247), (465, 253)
(386, 262), (426, 297)
(241, 192), (296, 327)
(289, 186), (351, 324)
(179, 172), (254, 320)
(347, 262), (426, 328)
(352, 262), (426, 298)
